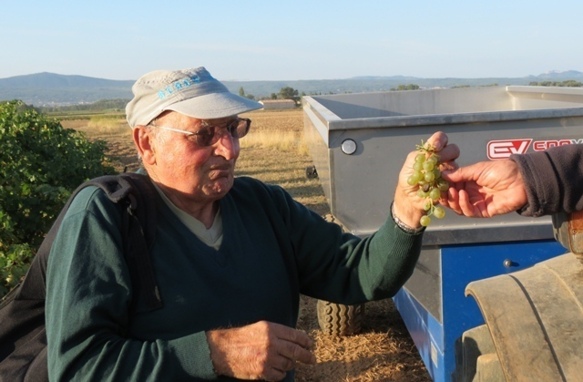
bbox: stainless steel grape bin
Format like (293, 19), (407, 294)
(302, 86), (583, 381)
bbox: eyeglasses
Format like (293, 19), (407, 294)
(149, 118), (251, 147)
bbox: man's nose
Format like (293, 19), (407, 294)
(213, 129), (238, 159)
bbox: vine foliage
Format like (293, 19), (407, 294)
(0, 100), (115, 297)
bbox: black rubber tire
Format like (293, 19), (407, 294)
(305, 165), (318, 179)
(316, 300), (365, 336)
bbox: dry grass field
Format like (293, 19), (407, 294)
(63, 108), (431, 382)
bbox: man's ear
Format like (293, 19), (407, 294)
(133, 126), (156, 165)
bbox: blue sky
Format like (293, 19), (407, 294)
(2, 0), (582, 81)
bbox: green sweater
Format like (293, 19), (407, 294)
(46, 176), (423, 381)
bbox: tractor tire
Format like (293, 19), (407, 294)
(316, 300), (365, 336)
(305, 165), (318, 179)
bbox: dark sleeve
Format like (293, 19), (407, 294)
(262, 182), (423, 304)
(510, 144), (583, 216)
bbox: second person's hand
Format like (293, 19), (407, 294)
(441, 158), (528, 218)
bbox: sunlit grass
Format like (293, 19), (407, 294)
(241, 129), (309, 156)
(85, 116), (128, 134)
(64, 109), (320, 209)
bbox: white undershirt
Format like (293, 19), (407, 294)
(152, 183), (223, 250)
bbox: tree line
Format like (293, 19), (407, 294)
(238, 86), (301, 103)
(528, 80), (582, 87)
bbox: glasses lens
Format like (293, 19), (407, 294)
(194, 126), (215, 146)
(194, 118), (251, 146)
(229, 118), (250, 139)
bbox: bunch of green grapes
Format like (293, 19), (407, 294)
(406, 140), (449, 227)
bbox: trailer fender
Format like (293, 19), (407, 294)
(465, 253), (583, 381)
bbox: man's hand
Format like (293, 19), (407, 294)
(441, 159), (528, 218)
(206, 321), (316, 381)
(393, 131), (460, 228)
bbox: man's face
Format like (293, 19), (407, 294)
(141, 111), (241, 204)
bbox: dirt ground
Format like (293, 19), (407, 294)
(65, 109), (431, 382)
(295, 297), (430, 382)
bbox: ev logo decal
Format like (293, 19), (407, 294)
(487, 139), (532, 159)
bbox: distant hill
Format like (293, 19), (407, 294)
(0, 71), (582, 106)
(532, 70), (583, 79)
(0, 72), (134, 106)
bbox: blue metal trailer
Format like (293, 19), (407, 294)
(302, 86), (583, 381)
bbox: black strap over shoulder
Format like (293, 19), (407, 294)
(0, 172), (162, 381)
(90, 173), (163, 312)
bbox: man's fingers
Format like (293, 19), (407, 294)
(458, 190), (483, 217)
(263, 322), (316, 368)
(278, 338), (316, 365)
(268, 322), (316, 366)
(272, 322), (314, 350)
(426, 131), (447, 151)
(442, 165), (477, 183)
(437, 143), (460, 163)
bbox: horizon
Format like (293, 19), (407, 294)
(2, 1), (583, 82)
(3, 69), (583, 84)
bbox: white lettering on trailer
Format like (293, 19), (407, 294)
(533, 138), (583, 151)
(487, 139), (532, 159)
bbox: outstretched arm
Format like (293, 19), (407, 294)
(511, 144), (583, 216)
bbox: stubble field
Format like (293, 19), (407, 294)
(64, 108), (431, 382)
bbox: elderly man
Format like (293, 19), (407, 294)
(45, 67), (459, 381)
